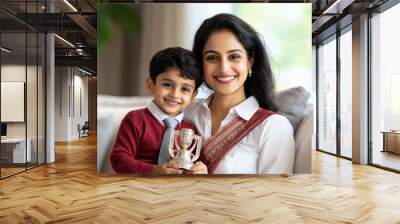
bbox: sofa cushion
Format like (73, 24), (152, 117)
(97, 90), (314, 174)
(98, 95), (153, 108)
(274, 86), (311, 132)
(97, 96), (152, 173)
(293, 105), (313, 173)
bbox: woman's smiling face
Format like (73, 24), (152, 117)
(202, 30), (252, 97)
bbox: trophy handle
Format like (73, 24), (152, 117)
(169, 131), (180, 158)
(191, 136), (202, 162)
(187, 138), (196, 153)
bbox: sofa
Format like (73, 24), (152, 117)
(97, 86), (314, 174)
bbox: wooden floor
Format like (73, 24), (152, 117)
(0, 167), (26, 177)
(373, 150), (400, 171)
(1, 135), (400, 223)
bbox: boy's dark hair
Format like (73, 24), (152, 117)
(149, 47), (202, 90)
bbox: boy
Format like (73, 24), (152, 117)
(110, 47), (204, 174)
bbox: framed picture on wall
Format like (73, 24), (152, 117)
(1, 81), (25, 122)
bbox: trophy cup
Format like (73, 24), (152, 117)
(168, 128), (202, 170)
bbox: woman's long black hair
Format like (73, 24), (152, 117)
(192, 13), (278, 111)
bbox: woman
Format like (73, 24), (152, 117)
(186, 13), (295, 174)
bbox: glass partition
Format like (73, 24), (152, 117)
(38, 32), (45, 165)
(339, 28), (352, 158)
(1, 30), (28, 177)
(371, 3), (400, 171)
(0, 1), (46, 179)
(317, 36), (337, 155)
(27, 30), (38, 169)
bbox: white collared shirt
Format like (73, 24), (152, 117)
(147, 101), (184, 126)
(185, 96), (295, 174)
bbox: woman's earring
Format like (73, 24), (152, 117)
(249, 69), (252, 78)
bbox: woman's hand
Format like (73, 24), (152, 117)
(152, 163), (183, 174)
(185, 161), (208, 174)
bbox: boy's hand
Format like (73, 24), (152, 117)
(152, 163), (183, 174)
(185, 161), (208, 174)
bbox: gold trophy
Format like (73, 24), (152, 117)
(168, 128), (202, 170)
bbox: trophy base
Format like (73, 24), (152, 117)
(169, 158), (193, 170)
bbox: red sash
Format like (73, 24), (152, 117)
(200, 109), (274, 173)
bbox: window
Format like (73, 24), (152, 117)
(317, 37), (337, 154)
(371, 2), (400, 171)
(235, 4), (313, 94)
(340, 28), (352, 158)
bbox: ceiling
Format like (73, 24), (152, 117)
(0, 0), (97, 74)
(311, 0), (390, 44)
(0, 0), (393, 75)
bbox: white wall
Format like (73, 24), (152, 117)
(55, 67), (89, 141)
(1, 63), (46, 164)
(72, 73), (89, 138)
(1, 65), (37, 137)
(1, 65), (26, 141)
(55, 66), (69, 141)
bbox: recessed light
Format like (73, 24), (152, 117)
(54, 34), (75, 48)
(1, 47), (11, 53)
(63, 0), (78, 12)
(322, 0), (354, 15)
(78, 67), (92, 76)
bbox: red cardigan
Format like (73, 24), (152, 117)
(110, 108), (197, 174)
